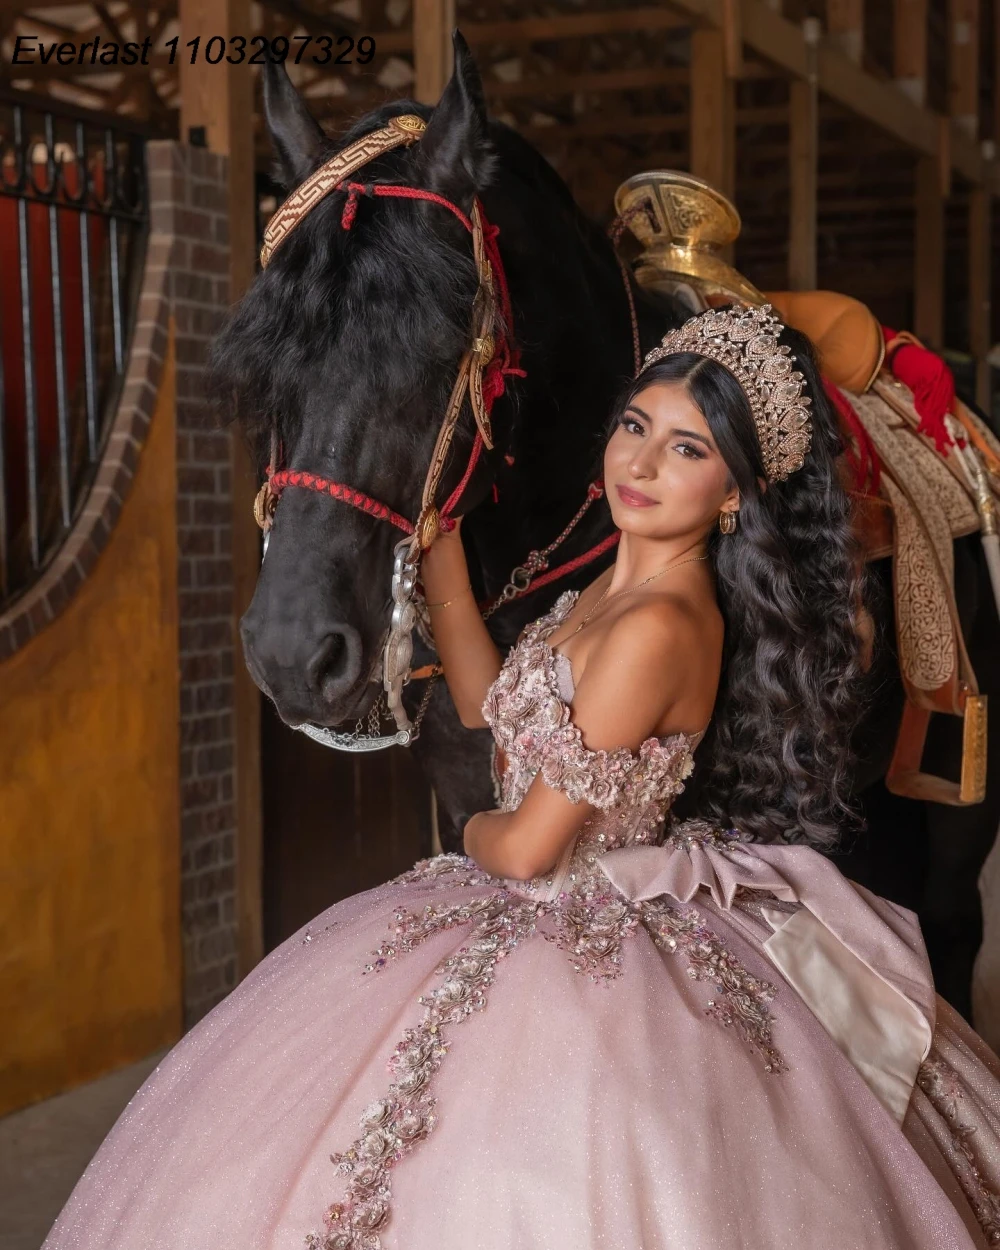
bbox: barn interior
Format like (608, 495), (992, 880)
(1, 1), (999, 1244)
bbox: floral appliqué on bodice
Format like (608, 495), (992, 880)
(304, 591), (785, 1250)
(481, 588), (699, 898)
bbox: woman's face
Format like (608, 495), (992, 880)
(603, 379), (740, 538)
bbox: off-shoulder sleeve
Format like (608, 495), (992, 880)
(535, 720), (695, 810)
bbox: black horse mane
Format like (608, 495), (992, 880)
(209, 97), (617, 483)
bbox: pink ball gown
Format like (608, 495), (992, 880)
(44, 589), (1000, 1249)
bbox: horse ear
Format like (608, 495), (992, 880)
(414, 30), (495, 209)
(262, 59), (326, 188)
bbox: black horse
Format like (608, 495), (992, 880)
(216, 35), (999, 1020)
(223, 37), (686, 835)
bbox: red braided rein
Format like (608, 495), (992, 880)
(517, 530), (621, 596)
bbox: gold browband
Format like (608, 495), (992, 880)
(259, 114), (427, 268)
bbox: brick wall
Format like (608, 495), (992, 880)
(147, 141), (239, 1025)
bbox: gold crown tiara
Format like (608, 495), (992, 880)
(638, 304), (812, 483)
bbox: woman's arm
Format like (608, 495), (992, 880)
(464, 601), (693, 879)
(420, 519), (503, 728)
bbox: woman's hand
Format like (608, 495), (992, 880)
(419, 518), (502, 729)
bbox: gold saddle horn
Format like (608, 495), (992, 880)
(613, 170), (765, 309)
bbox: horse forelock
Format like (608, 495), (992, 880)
(209, 109), (489, 476)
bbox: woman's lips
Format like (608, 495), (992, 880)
(615, 484), (657, 507)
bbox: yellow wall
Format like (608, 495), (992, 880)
(0, 330), (181, 1114)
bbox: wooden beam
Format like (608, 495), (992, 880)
(464, 8), (689, 44)
(260, 0), (356, 40)
(788, 75), (818, 288)
(413, 0), (453, 105)
(487, 66), (688, 99)
(815, 39), (939, 156)
(914, 153), (945, 348)
(938, 113), (953, 198)
(722, 0), (744, 77)
(690, 26), (735, 198)
(996, 0), (1000, 151)
(968, 186), (993, 406)
(178, 0), (263, 980)
(826, 0), (863, 64)
(728, 0), (1000, 188)
(894, 0), (927, 105)
(948, 0), (979, 138)
(92, 3), (128, 46)
(9, 12), (81, 39)
(128, 0), (157, 120)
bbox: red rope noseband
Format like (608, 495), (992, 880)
(267, 469), (415, 534)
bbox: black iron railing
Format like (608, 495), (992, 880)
(0, 88), (149, 610)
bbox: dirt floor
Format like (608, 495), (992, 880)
(0, 1050), (164, 1250)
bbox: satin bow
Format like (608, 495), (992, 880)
(599, 826), (936, 1125)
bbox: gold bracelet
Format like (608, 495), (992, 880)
(425, 584), (473, 610)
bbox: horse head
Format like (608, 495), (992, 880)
(216, 36), (512, 729)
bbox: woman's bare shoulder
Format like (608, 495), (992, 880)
(566, 593), (719, 747)
(596, 590), (720, 662)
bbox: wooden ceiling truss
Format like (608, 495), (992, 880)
(3, 0), (998, 397)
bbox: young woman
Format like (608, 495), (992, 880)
(44, 305), (1000, 1250)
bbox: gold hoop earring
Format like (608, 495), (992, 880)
(719, 509), (738, 535)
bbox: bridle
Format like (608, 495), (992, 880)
(252, 112), (630, 751)
(253, 113), (523, 748)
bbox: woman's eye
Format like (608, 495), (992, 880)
(619, 415), (643, 435)
(675, 442), (705, 459)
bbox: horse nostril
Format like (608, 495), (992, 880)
(307, 629), (361, 700)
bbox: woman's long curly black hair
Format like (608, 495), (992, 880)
(605, 318), (871, 851)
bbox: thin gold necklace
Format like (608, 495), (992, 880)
(564, 552), (709, 641)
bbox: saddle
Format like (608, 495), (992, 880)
(769, 293), (993, 807)
(614, 171), (998, 807)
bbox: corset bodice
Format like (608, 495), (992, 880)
(481, 589), (702, 898)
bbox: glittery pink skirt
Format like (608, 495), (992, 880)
(42, 856), (1000, 1250)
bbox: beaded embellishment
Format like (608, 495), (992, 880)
(306, 868), (787, 1247)
(481, 588), (697, 854)
(640, 898), (787, 1074)
(304, 592), (786, 1248)
(307, 896), (541, 1250)
(917, 1052), (1000, 1244)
